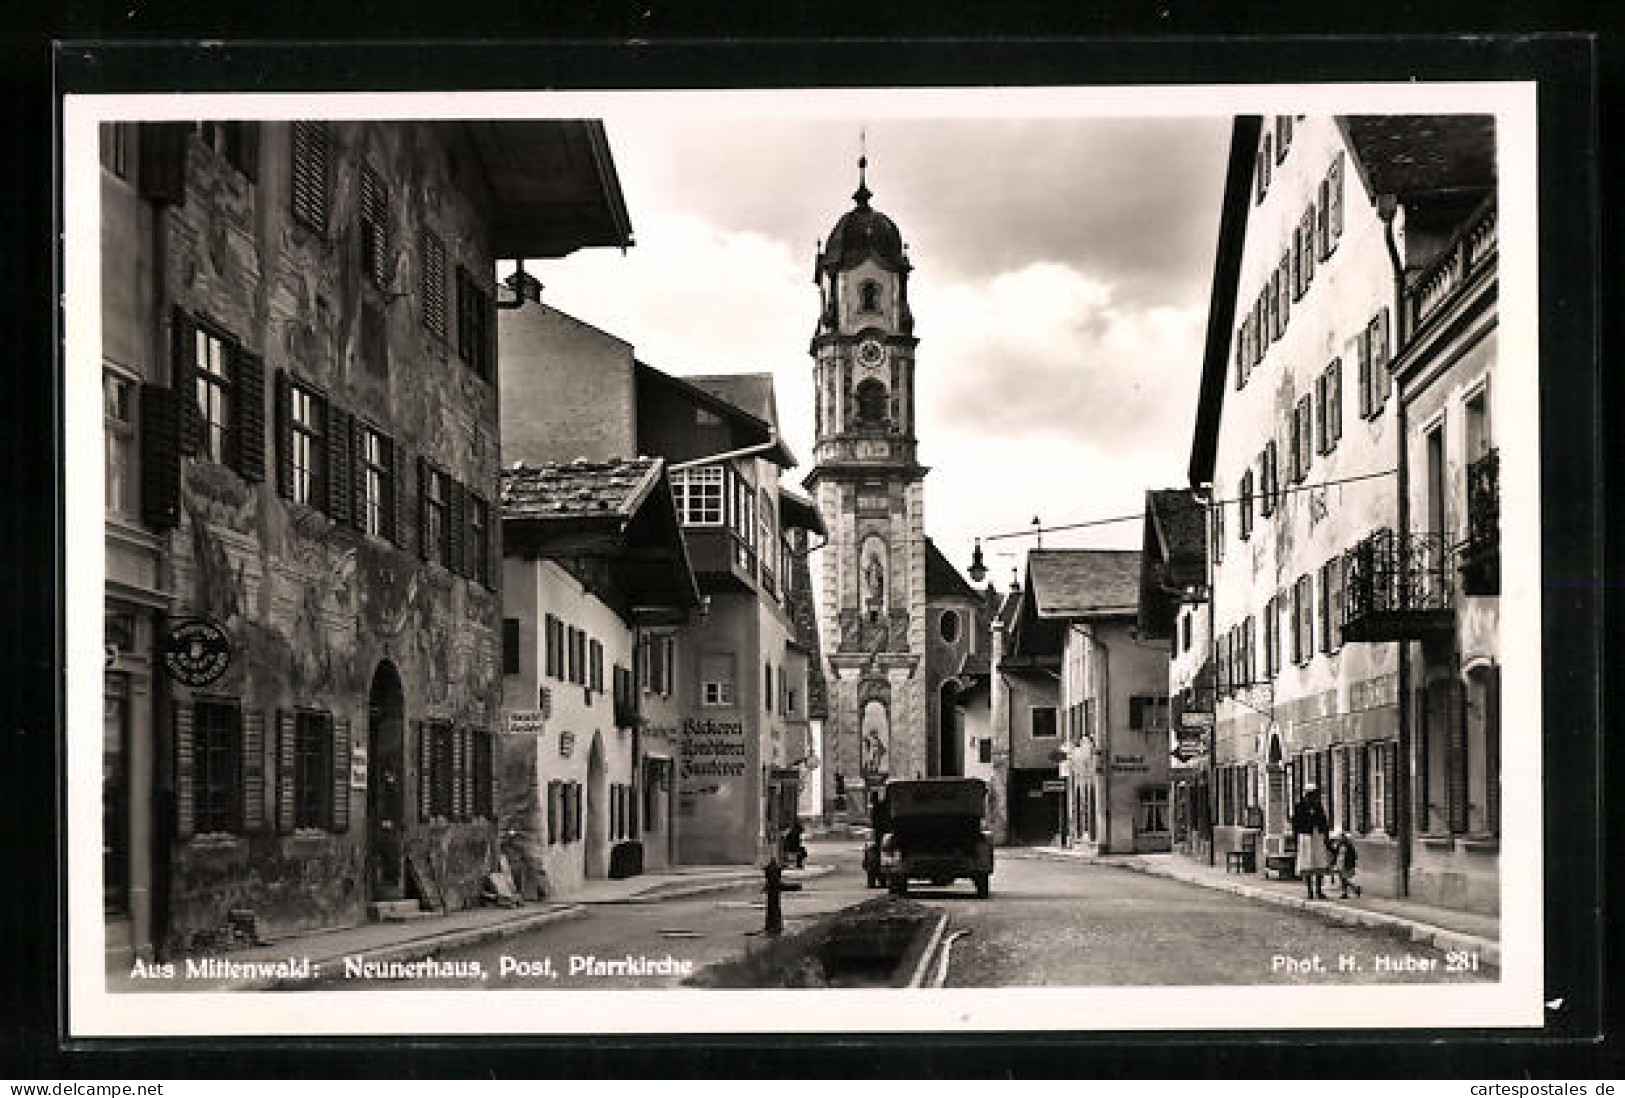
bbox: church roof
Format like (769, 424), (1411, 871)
(925, 537), (980, 603)
(818, 156), (909, 275)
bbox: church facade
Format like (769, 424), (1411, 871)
(806, 160), (931, 814)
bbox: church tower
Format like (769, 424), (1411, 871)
(805, 155), (929, 811)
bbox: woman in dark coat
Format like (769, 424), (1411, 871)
(1290, 783), (1331, 900)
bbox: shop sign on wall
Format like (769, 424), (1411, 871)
(559, 731), (575, 758)
(506, 710), (546, 737)
(350, 742), (369, 789)
(1111, 754), (1151, 773)
(680, 718), (747, 787)
(162, 619), (231, 686)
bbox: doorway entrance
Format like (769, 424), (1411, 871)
(585, 732), (607, 879)
(367, 661), (406, 901)
(938, 680), (963, 777)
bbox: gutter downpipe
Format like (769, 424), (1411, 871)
(1380, 194), (1413, 898)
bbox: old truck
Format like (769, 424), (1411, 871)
(867, 777), (994, 899)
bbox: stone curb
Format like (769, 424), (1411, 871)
(1005, 848), (1500, 969)
(587, 864), (837, 905)
(904, 910), (952, 989)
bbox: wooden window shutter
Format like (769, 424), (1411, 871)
(174, 702), (196, 840)
(290, 121), (330, 234)
(1383, 741), (1398, 837)
(574, 781), (583, 840)
(230, 348), (265, 482)
(416, 721), (432, 822)
(1234, 323), (1246, 390)
(1487, 666), (1501, 835)
(1446, 680), (1469, 833)
(331, 717), (351, 832)
(1357, 328), (1372, 419)
(1329, 359), (1343, 442)
(417, 457), (431, 561)
(1301, 207), (1316, 288)
(273, 369), (293, 498)
(1290, 226), (1302, 301)
(1317, 179), (1331, 259)
(1329, 151), (1346, 243)
(1373, 307), (1392, 409)
(326, 406), (352, 524)
(447, 480), (467, 575)
(1314, 372), (1328, 454)
(1299, 397), (1313, 479)
(1341, 746), (1354, 831)
(389, 437), (406, 548)
(452, 728), (467, 821)
(275, 710), (297, 834)
(348, 417), (367, 532)
(1356, 744), (1370, 833)
(484, 289), (498, 381)
(546, 781), (558, 843)
(1278, 253), (1290, 332)
(138, 382), (182, 530)
(171, 307), (200, 456)
(241, 709), (266, 832)
(138, 123), (189, 204)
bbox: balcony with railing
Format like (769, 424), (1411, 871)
(1341, 528), (1455, 642)
(1460, 448), (1500, 596)
(1404, 195), (1497, 340)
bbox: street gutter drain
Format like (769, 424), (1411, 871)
(659, 928), (703, 939)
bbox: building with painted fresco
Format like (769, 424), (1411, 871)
(498, 302), (824, 866)
(498, 457), (700, 897)
(98, 118), (631, 962)
(1347, 117), (1500, 914)
(1136, 489), (1214, 862)
(1189, 113), (1498, 910)
(1015, 550), (1170, 854)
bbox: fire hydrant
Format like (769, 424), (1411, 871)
(762, 859), (784, 936)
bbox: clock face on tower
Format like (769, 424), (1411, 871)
(856, 338), (886, 368)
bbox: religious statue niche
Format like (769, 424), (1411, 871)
(860, 535), (888, 622)
(860, 699), (890, 780)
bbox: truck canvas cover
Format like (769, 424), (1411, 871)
(886, 778), (987, 818)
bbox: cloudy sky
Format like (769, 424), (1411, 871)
(529, 111), (1233, 594)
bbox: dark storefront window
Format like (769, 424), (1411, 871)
(194, 699), (242, 835)
(103, 673), (130, 914)
(293, 711), (334, 830)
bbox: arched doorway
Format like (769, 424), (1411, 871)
(939, 679), (963, 777)
(585, 732), (608, 879)
(367, 661), (406, 901)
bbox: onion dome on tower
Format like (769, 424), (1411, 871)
(817, 155), (911, 275)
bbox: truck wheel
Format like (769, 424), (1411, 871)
(974, 874), (990, 899)
(866, 870), (880, 889)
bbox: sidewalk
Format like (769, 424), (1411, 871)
(1009, 846), (1501, 967)
(110, 862), (832, 993)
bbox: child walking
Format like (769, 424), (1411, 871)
(1327, 829), (1362, 898)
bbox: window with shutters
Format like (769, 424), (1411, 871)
(1129, 696), (1168, 731)
(1276, 253), (1291, 336)
(590, 638), (604, 694)
(359, 165), (390, 289)
(468, 494), (490, 586)
(1296, 575), (1314, 665)
(700, 652), (736, 707)
(193, 699), (242, 835)
(292, 711), (334, 830)
(287, 381), (327, 508)
(421, 229), (447, 339)
(192, 326), (232, 464)
(1260, 441), (1278, 518)
(423, 466), (451, 568)
(289, 121), (329, 233)
(1242, 616), (1255, 686)
(196, 121), (259, 180)
(426, 721), (454, 820)
(1293, 396), (1313, 483)
(1275, 115), (1292, 161)
(1256, 135), (1271, 202)
(1263, 597), (1277, 679)
(456, 266), (494, 379)
(1210, 488), (1224, 564)
(1366, 309), (1391, 416)
(1031, 707), (1057, 738)
(357, 425), (393, 539)
(1239, 469), (1254, 541)
(104, 368), (138, 518)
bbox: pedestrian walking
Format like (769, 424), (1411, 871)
(783, 819), (807, 869)
(1291, 783), (1331, 900)
(1327, 828), (1362, 898)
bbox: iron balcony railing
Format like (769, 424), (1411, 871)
(1341, 528), (1454, 641)
(1461, 448), (1500, 596)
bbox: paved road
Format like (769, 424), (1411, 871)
(316, 841), (1493, 989)
(943, 851), (1495, 986)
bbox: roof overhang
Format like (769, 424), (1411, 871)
(778, 487), (826, 536)
(452, 120), (634, 260)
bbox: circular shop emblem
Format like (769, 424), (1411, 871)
(163, 619), (232, 687)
